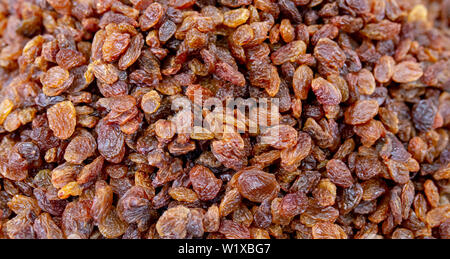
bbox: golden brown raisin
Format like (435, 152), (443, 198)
(344, 100), (379, 125)
(47, 101), (77, 140)
(236, 168), (280, 203)
(223, 8), (250, 28)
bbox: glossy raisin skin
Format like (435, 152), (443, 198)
(189, 165), (223, 201)
(326, 159), (354, 188)
(235, 169), (280, 203)
(0, 0), (448, 240)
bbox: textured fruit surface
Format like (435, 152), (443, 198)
(0, 0), (448, 240)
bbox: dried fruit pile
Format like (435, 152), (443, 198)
(0, 0), (449, 239)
